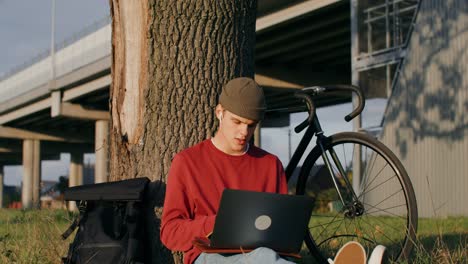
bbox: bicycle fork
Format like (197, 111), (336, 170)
(316, 136), (364, 218)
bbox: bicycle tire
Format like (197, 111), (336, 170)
(296, 132), (417, 262)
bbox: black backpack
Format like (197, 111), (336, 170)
(62, 177), (150, 264)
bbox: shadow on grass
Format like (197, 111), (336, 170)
(418, 232), (467, 252)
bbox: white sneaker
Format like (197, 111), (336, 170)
(368, 245), (388, 264)
(327, 241), (367, 264)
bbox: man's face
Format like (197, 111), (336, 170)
(216, 107), (258, 155)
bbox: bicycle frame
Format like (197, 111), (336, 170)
(283, 85), (418, 262)
(284, 85), (364, 209)
(284, 121), (315, 181)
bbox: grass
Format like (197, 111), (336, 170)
(297, 216), (467, 263)
(411, 217), (468, 264)
(0, 209), (467, 263)
(0, 209), (75, 264)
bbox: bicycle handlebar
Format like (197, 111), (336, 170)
(325, 84), (365, 122)
(294, 93), (315, 133)
(293, 84), (365, 133)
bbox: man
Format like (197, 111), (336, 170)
(160, 77), (291, 264)
(160, 77), (389, 264)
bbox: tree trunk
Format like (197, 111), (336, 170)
(109, 1), (257, 262)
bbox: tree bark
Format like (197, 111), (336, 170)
(109, 1), (257, 262)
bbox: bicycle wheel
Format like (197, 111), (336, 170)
(296, 132), (417, 263)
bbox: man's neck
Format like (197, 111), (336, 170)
(211, 134), (249, 156)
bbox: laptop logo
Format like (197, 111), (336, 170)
(254, 215), (272, 230)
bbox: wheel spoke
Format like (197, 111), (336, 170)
(365, 203), (408, 215)
(312, 213), (342, 239)
(360, 216), (407, 250)
(329, 216), (347, 242)
(360, 146), (378, 195)
(356, 215), (378, 246)
(309, 217), (345, 229)
(359, 174), (397, 198)
(310, 214), (342, 218)
(342, 144), (348, 174)
(363, 202), (408, 219)
(357, 216), (402, 246)
(360, 163), (390, 196)
(370, 188), (404, 209)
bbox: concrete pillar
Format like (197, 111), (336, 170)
(22, 139), (34, 209)
(32, 140), (41, 209)
(0, 165), (4, 208)
(95, 120), (109, 183)
(21, 139), (41, 209)
(351, 0), (362, 195)
(68, 152), (83, 211)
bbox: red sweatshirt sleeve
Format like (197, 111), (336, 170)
(160, 155), (216, 252)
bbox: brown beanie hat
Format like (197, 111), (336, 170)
(219, 77), (266, 121)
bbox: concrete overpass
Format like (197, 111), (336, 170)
(0, 0), (356, 208)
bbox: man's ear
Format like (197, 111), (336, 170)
(215, 104), (224, 120)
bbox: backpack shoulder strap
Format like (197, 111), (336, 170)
(61, 201), (86, 240)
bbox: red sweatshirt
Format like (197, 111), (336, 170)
(160, 139), (288, 264)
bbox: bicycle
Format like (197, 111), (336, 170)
(283, 85), (418, 263)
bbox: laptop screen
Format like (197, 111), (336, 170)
(210, 189), (314, 254)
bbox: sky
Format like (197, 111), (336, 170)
(0, 0), (109, 185)
(0, 1), (388, 186)
(0, 0), (109, 76)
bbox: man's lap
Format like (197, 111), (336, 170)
(193, 247), (296, 264)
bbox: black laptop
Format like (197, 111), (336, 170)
(193, 189), (314, 256)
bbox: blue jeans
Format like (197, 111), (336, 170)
(193, 247), (297, 264)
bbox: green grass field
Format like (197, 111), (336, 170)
(0, 209), (74, 264)
(0, 209), (466, 263)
